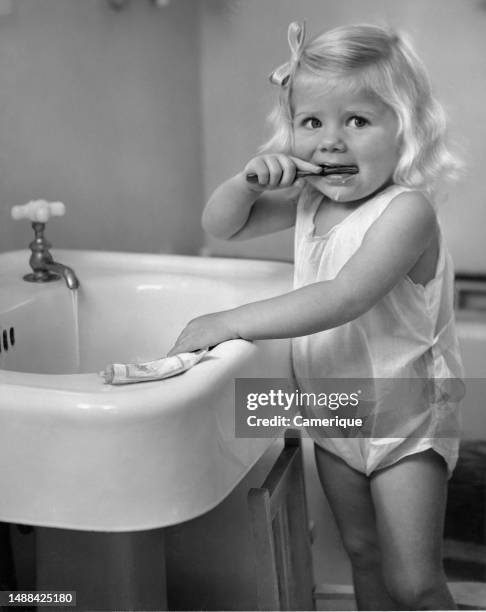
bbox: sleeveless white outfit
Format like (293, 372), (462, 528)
(292, 184), (464, 476)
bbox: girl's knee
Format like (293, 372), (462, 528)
(342, 531), (381, 571)
(383, 568), (448, 609)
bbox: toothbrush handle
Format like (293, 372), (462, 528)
(246, 170), (315, 184)
(246, 166), (357, 183)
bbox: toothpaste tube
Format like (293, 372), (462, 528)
(101, 349), (208, 385)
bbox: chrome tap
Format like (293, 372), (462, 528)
(42, 260), (80, 290)
(11, 201), (80, 291)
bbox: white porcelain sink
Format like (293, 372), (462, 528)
(0, 250), (293, 531)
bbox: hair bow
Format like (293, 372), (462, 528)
(269, 21), (306, 87)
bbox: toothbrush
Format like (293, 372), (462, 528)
(246, 165), (359, 184)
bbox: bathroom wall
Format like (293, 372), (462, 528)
(0, 0), (204, 255)
(199, 0), (486, 272)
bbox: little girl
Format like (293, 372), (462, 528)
(169, 22), (463, 610)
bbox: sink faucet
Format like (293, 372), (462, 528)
(42, 260), (80, 290)
(11, 201), (80, 291)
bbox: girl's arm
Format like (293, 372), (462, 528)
(168, 190), (437, 354)
(202, 173), (299, 240)
(202, 155), (321, 240)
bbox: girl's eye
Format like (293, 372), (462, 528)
(302, 117), (322, 129)
(348, 116), (369, 128)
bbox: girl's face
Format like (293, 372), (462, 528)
(291, 77), (401, 203)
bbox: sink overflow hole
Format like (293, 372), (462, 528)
(0, 327), (15, 353)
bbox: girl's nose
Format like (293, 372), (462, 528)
(318, 127), (346, 152)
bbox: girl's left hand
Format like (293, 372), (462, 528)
(167, 310), (241, 356)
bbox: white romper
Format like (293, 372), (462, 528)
(291, 184), (464, 476)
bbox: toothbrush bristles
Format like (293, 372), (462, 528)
(318, 165), (359, 176)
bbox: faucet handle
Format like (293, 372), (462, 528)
(11, 200), (66, 223)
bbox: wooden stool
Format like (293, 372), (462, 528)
(248, 429), (354, 610)
(248, 430), (314, 610)
(248, 430), (356, 611)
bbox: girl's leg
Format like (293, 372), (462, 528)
(370, 449), (456, 610)
(314, 445), (398, 610)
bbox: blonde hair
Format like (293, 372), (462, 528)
(261, 23), (460, 193)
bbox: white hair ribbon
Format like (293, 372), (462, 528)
(269, 21), (306, 87)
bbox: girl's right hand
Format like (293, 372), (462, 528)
(242, 154), (322, 191)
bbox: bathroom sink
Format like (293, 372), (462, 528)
(0, 249), (293, 531)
